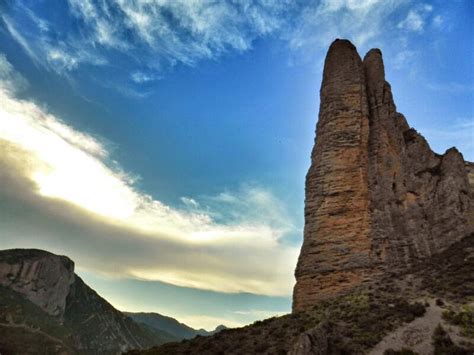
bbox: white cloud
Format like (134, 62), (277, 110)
(2, 0), (446, 93)
(1, 10), (107, 75)
(287, 0), (409, 57)
(131, 71), (158, 84)
(397, 4), (433, 33)
(67, 0), (287, 66)
(398, 10), (424, 32)
(0, 55), (299, 297)
(181, 197), (200, 209)
(0, 54), (29, 93)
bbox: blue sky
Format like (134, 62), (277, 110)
(0, 0), (472, 329)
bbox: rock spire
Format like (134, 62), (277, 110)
(293, 39), (473, 312)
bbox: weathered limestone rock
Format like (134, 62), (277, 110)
(0, 249), (75, 318)
(293, 39), (474, 312)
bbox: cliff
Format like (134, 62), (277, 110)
(0, 249), (74, 319)
(0, 249), (177, 354)
(293, 39), (474, 312)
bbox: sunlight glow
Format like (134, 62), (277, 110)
(0, 91), (137, 219)
(0, 78), (298, 296)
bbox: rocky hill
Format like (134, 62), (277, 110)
(0, 249), (177, 354)
(130, 39), (473, 354)
(126, 312), (226, 340)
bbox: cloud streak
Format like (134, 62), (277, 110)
(1, 0), (442, 83)
(0, 55), (299, 296)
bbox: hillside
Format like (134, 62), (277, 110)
(0, 249), (177, 354)
(126, 312), (226, 340)
(128, 234), (474, 354)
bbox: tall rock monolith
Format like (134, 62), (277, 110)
(293, 39), (473, 312)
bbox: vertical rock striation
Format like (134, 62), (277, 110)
(293, 40), (373, 311)
(293, 39), (473, 312)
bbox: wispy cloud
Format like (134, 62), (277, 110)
(0, 55), (299, 296)
(1, 15), (40, 65)
(1, 6), (107, 74)
(0, 53), (29, 93)
(67, 0), (288, 66)
(427, 82), (474, 93)
(397, 4), (433, 33)
(130, 71), (159, 84)
(287, 0), (409, 53)
(2, 0), (444, 81)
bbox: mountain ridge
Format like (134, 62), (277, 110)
(0, 248), (178, 354)
(125, 311), (226, 340)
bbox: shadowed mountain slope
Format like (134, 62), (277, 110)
(0, 249), (177, 354)
(125, 312), (226, 340)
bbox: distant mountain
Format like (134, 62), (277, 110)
(0, 249), (178, 354)
(126, 312), (226, 340)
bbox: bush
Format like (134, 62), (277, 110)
(408, 302), (426, 318)
(442, 305), (474, 338)
(432, 324), (469, 355)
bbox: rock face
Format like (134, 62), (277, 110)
(0, 249), (74, 318)
(0, 248), (176, 354)
(293, 39), (474, 312)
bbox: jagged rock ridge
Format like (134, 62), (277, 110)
(293, 39), (474, 312)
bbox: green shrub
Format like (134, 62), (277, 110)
(442, 305), (474, 338)
(432, 324), (469, 355)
